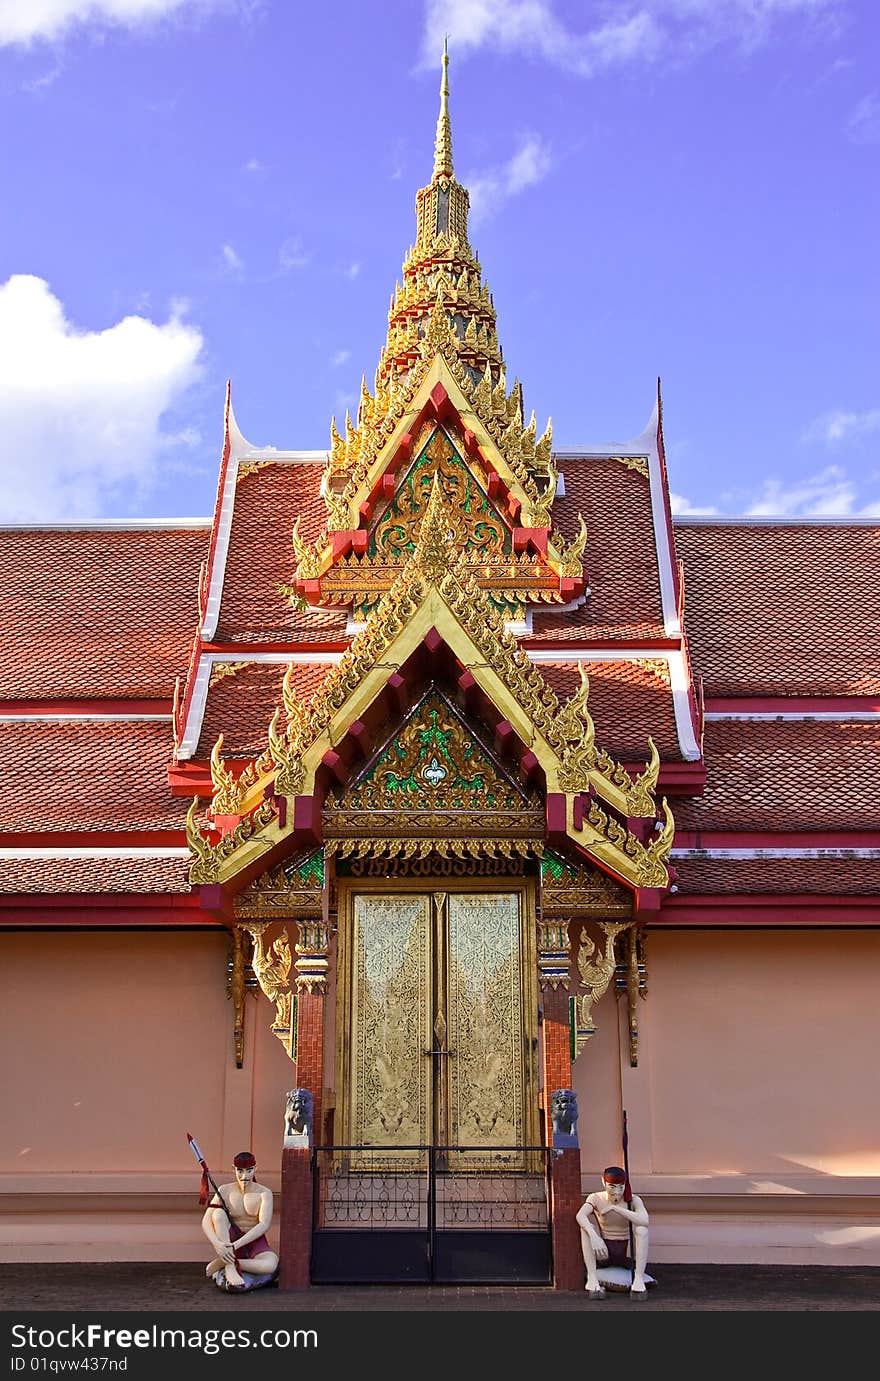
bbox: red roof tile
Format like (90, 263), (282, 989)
(0, 856), (191, 894)
(675, 523), (880, 697)
(0, 527), (206, 701)
(538, 661), (684, 762)
(528, 456), (666, 643)
(214, 464), (348, 644)
(670, 855), (880, 895)
(195, 661), (330, 759)
(0, 721), (183, 833)
(673, 719), (880, 832)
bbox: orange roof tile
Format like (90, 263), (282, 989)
(0, 856), (191, 894)
(528, 456), (666, 643)
(195, 661), (329, 759)
(675, 523), (880, 697)
(671, 855), (880, 895)
(214, 464), (348, 644)
(674, 719), (880, 832)
(538, 661), (684, 762)
(0, 527), (206, 701)
(0, 721), (184, 833)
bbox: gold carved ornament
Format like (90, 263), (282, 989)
(240, 921), (295, 1058)
(571, 920), (632, 1058)
(537, 918), (571, 991)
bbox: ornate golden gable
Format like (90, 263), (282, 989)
(288, 53), (587, 620)
(188, 480), (674, 901)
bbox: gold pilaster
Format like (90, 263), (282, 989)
(294, 919), (331, 993)
(537, 918), (571, 990)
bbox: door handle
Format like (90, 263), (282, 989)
(424, 1049), (455, 1056)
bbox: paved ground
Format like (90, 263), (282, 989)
(1, 1261), (878, 1312)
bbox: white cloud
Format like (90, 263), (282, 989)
(279, 237), (309, 271)
(0, 0), (223, 47)
(331, 349), (351, 368)
(220, 243), (243, 274)
(670, 492), (720, 515)
(422, 0), (840, 76)
(743, 465), (858, 516)
(467, 134), (552, 224)
(847, 91), (880, 144)
(345, 262), (362, 280)
(0, 275), (203, 520)
(244, 156), (265, 174)
(804, 407), (880, 445)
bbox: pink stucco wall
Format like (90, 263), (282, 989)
(2, 924), (878, 1263)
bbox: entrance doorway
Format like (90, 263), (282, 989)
(311, 884), (550, 1283)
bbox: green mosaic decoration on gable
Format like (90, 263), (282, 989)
(336, 690), (529, 812)
(369, 426), (509, 562)
(280, 849), (324, 888)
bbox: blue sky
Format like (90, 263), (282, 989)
(0, 0), (877, 521)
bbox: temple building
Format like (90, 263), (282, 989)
(2, 54), (879, 1282)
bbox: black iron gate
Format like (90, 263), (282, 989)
(310, 1145), (553, 1284)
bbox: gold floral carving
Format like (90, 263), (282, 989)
(609, 455), (650, 480)
(227, 925), (248, 1069)
(556, 665), (597, 791)
(241, 921), (294, 1058)
(208, 661), (249, 688)
(571, 920), (632, 1057)
(209, 734), (243, 815)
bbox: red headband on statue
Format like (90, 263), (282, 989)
(233, 1152), (256, 1169)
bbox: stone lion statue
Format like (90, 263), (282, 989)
(283, 1087), (314, 1148)
(550, 1088), (579, 1148)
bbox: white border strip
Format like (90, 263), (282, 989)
(671, 847), (880, 860)
(705, 710), (880, 722)
(0, 714), (169, 724)
(0, 520), (211, 531)
(0, 848), (190, 860)
(673, 515), (880, 527)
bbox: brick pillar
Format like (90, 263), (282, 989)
(278, 1148), (313, 1290)
(278, 917), (330, 1290)
(538, 918), (583, 1291)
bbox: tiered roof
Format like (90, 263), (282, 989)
(1, 56), (878, 921)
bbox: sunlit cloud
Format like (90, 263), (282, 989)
(467, 134), (552, 225)
(278, 237), (309, 271)
(846, 91), (880, 144)
(670, 493), (721, 516)
(220, 243), (244, 275)
(804, 407), (880, 445)
(421, 0), (841, 76)
(331, 349), (351, 368)
(0, 275), (203, 520)
(0, 0), (226, 47)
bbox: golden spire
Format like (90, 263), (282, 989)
(433, 39), (453, 181)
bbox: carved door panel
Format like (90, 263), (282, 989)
(341, 889), (537, 1162)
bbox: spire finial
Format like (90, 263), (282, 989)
(433, 38), (453, 181)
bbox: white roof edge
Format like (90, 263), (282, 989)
(629, 398), (681, 641)
(673, 515), (880, 527)
(0, 519), (213, 530)
(552, 449), (650, 459)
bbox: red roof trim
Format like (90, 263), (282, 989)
(1, 832), (186, 847)
(0, 699), (172, 716)
(0, 894), (211, 927)
(674, 830), (880, 850)
(655, 894), (880, 927)
(705, 696), (880, 715)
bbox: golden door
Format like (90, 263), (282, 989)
(335, 886), (540, 1164)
